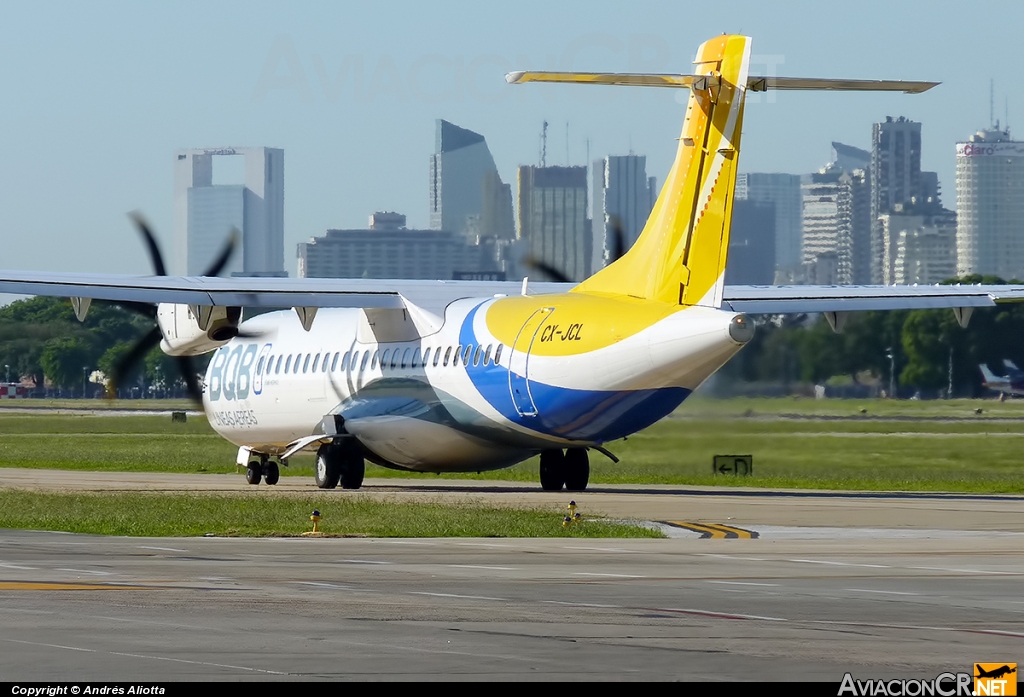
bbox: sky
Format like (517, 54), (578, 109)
(1, 0), (1021, 281)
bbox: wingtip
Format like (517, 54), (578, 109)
(506, 71), (525, 84)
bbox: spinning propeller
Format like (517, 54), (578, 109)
(525, 214), (627, 283)
(108, 214), (239, 403)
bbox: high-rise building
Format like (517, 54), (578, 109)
(838, 168), (872, 284)
(174, 147), (285, 277)
(736, 172), (802, 282)
(297, 212), (501, 280)
(592, 155), (656, 272)
(870, 117), (924, 282)
(802, 164), (846, 284)
(517, 166), (590, 282)
(429, 120), (514, 240)
(724, 200), (776, 285)
(880, 205), (958, 285)
(955, 126), (1024, 280)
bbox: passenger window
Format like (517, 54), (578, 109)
(472, 346), (481, 367)
(330, 352), (339, 371)
(484, 345), (492, 366)
(401, 348), (411, 368)
(276, 356), (283, 374)
(454, 345), (462, 367)
(412, 348), (422, 368)
(303, 354), (312, 373)
(341, 352), (350, 371)
(285, 355), (293, 373)
(462, 345), (472, 366)
(422, 348), (431, 367)
(380, 349), (390, 370)
(257, 356), (266, 375)
(391, 349), (400, 369)
(311, 353), (320, 372)
(433, 348), (441, 367)
(494, 345), (503, 365)
(362, 351), (371, 371)
(443, 347), (452, 366)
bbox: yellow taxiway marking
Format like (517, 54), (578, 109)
(0, 581), (153, 591)
(665, 522), (759, 539)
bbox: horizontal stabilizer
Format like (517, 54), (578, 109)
(506, 71), (938, 94)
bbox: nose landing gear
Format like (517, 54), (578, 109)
(246, 456), (282, 485)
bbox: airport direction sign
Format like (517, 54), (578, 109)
(713, 455), (753, 476)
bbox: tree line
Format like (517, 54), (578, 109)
(720, 275), (1024, 397)
(0, 296), (200, 397)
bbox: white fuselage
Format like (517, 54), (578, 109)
(202, 296), (747, 472)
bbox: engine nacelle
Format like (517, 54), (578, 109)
(157, 304), (242, 356)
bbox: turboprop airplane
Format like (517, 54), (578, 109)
(4, 34), (1024, 492)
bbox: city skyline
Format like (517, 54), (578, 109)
(1, 1), (1021, 285)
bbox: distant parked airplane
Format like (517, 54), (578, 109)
(979, 360), (1024, 397)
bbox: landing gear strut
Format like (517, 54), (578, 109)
(315, 441), (365, 490)
(539, 448), (590, 492)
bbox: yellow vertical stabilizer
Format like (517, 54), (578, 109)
(573, 35), (751, 307)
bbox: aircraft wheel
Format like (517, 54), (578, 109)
(264, 460), (280, 486)
(314, 444), (341, 489)
(564, 448), (590, 491)
(245, 461), (262, 485)
(539, 449), (566, 491)
(340, 449), (365, 490)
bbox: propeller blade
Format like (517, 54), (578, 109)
(175, 355), (203, 404)
(524, 257), (571, 283)
(108, 326), (162, 397)
(129, 212), (167, 277)
(202, 228), (240, 277)
(609, 214), (626, 262)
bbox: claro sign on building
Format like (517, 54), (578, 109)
(956, 141), (1024, 157)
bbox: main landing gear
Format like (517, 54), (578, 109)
(245, 457), (281, 486)
(315, 441), (365, 490)
(539, 448), (590, 492)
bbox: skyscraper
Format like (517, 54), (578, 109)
(517, 166), (590, 282)
(725, 199), (776, 285)
(955, 126), (1024, 280)
(174, 147), (285, 277)
(735, 172), (802, 282)
(881, 206), (957, 285)
(870, 117), (927, 282)
(429, 120), (514, 240)
(592, 155), (656, 272)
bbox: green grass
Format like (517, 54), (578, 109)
(0, 491), (662, 538)
(3, 399), (1024, 492)
(0, 398), (195, 411)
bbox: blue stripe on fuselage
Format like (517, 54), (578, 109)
(458, 302), (688, 443)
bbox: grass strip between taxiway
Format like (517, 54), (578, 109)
(0, 491), (664, 538)
(3, 398), (1024, 493)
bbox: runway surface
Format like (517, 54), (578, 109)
(1, 470), (1023, 681)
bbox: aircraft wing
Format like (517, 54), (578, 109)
(0, 271), (567, 315)
(721, 284), (1024, 314)
(2, 271), (1023, 315)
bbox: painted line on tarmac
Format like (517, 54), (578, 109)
(573, 572), (645, 579)
(449, 564), (517, 571)
(0, 581), (152, 591)
(665, 522), (759, 539)
(138, 545), (189, 552)
(411, 591), (506, 601)
(706, 580), (780, 587)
